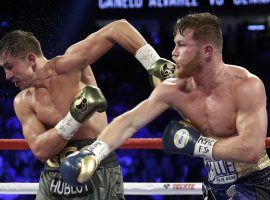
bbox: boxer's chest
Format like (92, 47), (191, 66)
(175, 88), (237, 138)
(33, 88), (75, 128)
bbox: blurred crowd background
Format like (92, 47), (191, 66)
(0, 1), (270, 199)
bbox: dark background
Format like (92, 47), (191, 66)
(0, 1), (269, 199)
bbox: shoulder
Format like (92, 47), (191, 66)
(49, 55), (72, 74)
(149, 78), (187, 104)
(155, 77), (180, 92)
(49, 56), (62, 73)
(224, 64), (249, 79)
(225, 64), (264, 89)
(14, 88), (34, 112)
(14, 88), (34, 103)
(159, 77), (188, 91)
(228, 65), (265, 93)
(230, 66), (266, 107)
(237, 74), (265, 99)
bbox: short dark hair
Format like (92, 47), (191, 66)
(0, 30), (43, 57)
(174, 12), (223, 51)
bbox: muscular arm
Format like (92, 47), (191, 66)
(56, 19), (147, 73)
(81, 66), (98, 86)
(213, 76), (267, 163)
(59, 82), (172, 185)
(14, 92), (67, 162)
(98, 85), (170, 151)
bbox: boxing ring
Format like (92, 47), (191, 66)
(0, 138), (270, 196)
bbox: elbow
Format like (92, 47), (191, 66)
(34, 153), (47, 163)
(245, 153), (261, 164)
(242, 146), (263, 164)
(238, 135), (265, 164)
(109, 19), (129, 35)
(113, 19), (128, 26)
(32, 147), (49, 162)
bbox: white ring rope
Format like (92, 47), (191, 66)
(0, 182), (203, 195)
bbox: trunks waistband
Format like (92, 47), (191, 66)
(205, 166), (270, 189)
(44, 139), (118, 171)
(204, 150), (270, 184)
(235, 151), (270, 178)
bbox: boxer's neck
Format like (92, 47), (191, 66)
(192, 61), (224, 95)
(32, 57), (52, 89)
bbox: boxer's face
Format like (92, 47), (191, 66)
(0, 52), (34, 89)
(172, 29), (203, 78)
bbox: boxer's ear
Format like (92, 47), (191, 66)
(26, 53), (36, 70)
(27, 53), (35, 62)
(202, 43), (214, 58)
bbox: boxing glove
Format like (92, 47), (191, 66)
(147, 58), (176, 80)
(60, 140), (109, 186)
(135, 44), (176, 81)
(55, 85), (107, 140)
(163, 120), (217, 160)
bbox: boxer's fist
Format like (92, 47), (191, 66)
(60, 140), (110, 186)
(70, 85), (107, 123)
(55, 85), (107, 140)
(148, 58), (176, 80)
(135, 44), (175, 81)
(162, 120), (217, 160)
(60, 149), (98, 186)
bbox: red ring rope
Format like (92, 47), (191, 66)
(0, 138), (269, 150)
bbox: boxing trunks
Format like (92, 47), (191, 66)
(36, 139), (125, 200)
(203, 151), (270, 200)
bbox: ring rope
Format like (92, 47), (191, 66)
(1, 138), (269, 196)
(0, 138), (269, 150)
(0, 182), (203, 195)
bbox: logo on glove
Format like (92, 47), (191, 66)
(160, 63), (176, 79)
(74, 93), (88, 112)
(174, 129), (189, 149)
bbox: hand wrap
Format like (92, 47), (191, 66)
(135, 44), (176, 81)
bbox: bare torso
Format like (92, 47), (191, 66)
(18, 57), (107, 140)
(166, 64), (251, 139)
